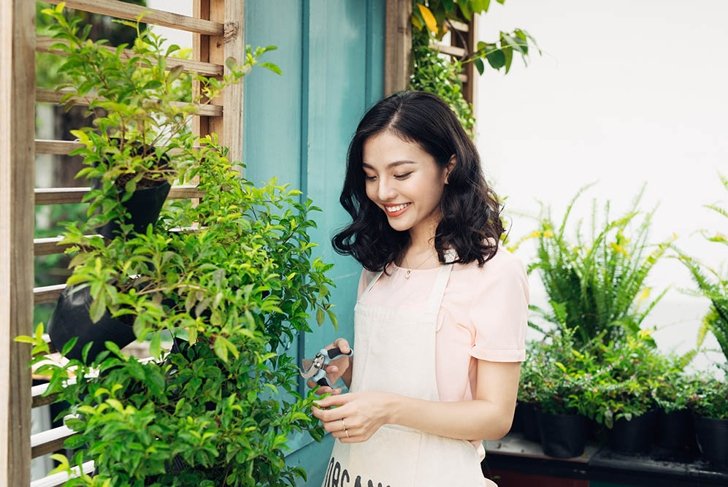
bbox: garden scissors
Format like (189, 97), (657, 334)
(300, 347), (353, 388)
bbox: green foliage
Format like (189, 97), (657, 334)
(18, 5), (335, 485)
(688, 367), (728, 420)
(410, 29), (475, 134)
(677, 175), (728, 364)
(521, 330), (695, 427)
(521, 330), (602, 418)
(409, 1), (538, 135)
(525, 186), (671, 347)
(652, 356), (695, 414)
(42, 3), (277, 235)
(588, 334), (664, 428)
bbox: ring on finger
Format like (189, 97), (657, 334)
(340, 418), (346, 431)
(345, 428), (350, 439)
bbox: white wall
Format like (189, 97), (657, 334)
(476, 0), (728, 370)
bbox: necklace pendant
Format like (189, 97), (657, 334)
(405, 269), (411, 279)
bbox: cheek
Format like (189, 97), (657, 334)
(364, 182), (377, 203)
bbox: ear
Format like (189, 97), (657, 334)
(444, 155), (456, 184)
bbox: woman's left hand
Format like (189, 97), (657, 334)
(312, 391), (396, 443)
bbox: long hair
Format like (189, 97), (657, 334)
(332, 91), (504, 272)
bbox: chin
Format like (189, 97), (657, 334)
(386, 218), (414, 232)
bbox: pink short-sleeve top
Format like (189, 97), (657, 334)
(357, 248), (529, 403)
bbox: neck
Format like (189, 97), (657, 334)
(408, 212), (441, 253)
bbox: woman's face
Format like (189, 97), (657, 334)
(362, 130), (451, 238)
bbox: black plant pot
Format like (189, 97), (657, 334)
(608, 410), (657, 455)
(97, 181), (171, 238)
(694, 415), (728, 468)
(47, 285), (135, 363)
(520, 402), (541, 443)
(509, 402), (524, 435)
(656, 408), (697, 453)
(538, 411), (588, 458)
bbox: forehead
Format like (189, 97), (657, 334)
(362, 131), (432, 169)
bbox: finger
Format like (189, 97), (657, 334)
(332, 338), (351, 354)
(314, 393), (349, 410)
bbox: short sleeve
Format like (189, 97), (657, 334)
(469, 253), (529, 362)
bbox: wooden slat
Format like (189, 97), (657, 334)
(31, 461), (94, 487)
(35, 185), (204, 205)
(200, 0), (244, 163)
(44, 0), (223, 36)
(34, 284), (65, 305)
(34, 237), (71, 256)
(449, 19), (469, 32)
(31, 425), (75, 458)
(385, 0), (412, 95)
(36, 88), (223, 117)
(35, 139), (82, 155)
(432, 42), (466, 58)
(31, 383), (57, 409)
(35, 139), (194, 157)
(0, 1), (34, 485)
(36, 36), (224, 77)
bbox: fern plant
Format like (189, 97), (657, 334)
(528, 186), (671, 347)
(678, 174), (728, 363)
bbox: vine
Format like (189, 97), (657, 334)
(410, 0), (538, 133)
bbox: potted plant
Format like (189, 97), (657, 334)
(531, 330), (598, 458)
(19, 5), (338, 485)
(688, 369), (728, 468)
(517, 341), (545, 443)
(526, 186), (670, 349)
(40, 3), (277, 361)
(652, 354), (698, 456)
(678, 174), (728, 468)
(591, 333), (662, 455)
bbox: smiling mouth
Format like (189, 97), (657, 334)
(384, 203), (411, 216)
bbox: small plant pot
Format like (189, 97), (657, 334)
(538, 411), (588, 458)
(608, 410), (657, 455)
(47, 285), (135, 363)
(509, 402), (524, 435)
(694, 415), (728, 468)
(656, 408), (697, 453)
(520, 402), (541, 443)
(97, 181), (171, 238)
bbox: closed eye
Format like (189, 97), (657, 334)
(364, 174), (377, 181)
(394, 172), (412, 180)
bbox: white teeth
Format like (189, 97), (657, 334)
(385, 203), (409, 213)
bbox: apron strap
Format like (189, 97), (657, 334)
(426, 264), (453, 313)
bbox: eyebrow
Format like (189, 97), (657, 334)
(362, 160), (418, 170)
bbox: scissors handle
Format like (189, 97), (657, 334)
(325, 346), (353, 360)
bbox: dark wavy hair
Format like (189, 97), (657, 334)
(332, 91), (504, 272)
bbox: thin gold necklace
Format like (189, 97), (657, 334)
(402, 249), (435, 279)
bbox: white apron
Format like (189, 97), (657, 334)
(322, 265), (496, 487)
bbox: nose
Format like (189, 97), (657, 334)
(376, 178), (397, 201)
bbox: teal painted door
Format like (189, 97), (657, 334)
(243, 1), (385, 485)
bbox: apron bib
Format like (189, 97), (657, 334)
(322, 265), (495, 487)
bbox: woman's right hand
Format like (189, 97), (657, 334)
(308, 337), (352, 395)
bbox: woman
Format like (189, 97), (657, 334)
(311, 91), (528, 487)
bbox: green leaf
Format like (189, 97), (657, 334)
(473, 0), (492, 13)
(89, 294), (107, 323)
(260, 62), (282, 76)
(150, 332), (161, 358)
(486, 48), (506, 70)
(213, 336), (229, 362)
(474, 58), (485, 75)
